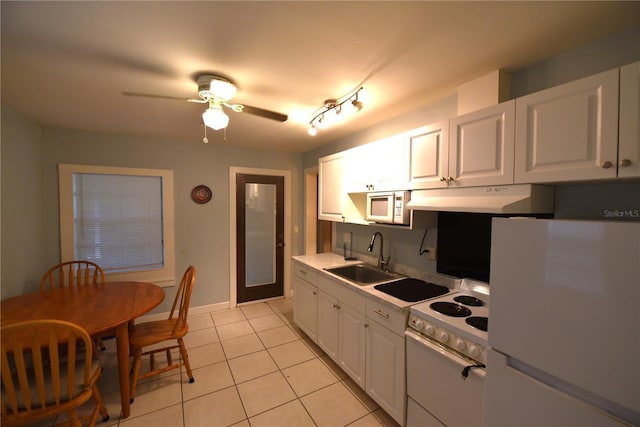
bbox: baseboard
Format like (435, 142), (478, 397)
(136, 301), (232, 322)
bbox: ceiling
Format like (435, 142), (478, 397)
(2, 2), (639, 152)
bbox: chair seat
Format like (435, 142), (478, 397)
(129, 319), (188, 348)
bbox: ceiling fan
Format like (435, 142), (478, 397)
(122, 73), (288, 131)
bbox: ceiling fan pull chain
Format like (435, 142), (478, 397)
(202, 124), (209, 144)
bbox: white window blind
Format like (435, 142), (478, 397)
(73, 173), (164, 273)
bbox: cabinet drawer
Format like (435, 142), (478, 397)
(293, 262), (317, 285)
(366, 298), (407, 335)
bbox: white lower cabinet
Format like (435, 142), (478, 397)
(292, 261), (318, 341)
(294, 266), (407, 426)
(366, 319), (405, 424)
(338, 303), (366, 388)
(365, 297), (407, 426)
(316, 276), (367, 389)
(317, 290), (339, 360)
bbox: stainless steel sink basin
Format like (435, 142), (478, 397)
(325, 264), (399, 285)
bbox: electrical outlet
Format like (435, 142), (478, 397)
(427, 246), (437, 261)
(343, 232), (352, 245)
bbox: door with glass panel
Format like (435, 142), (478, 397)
(236, 174), (284, 303)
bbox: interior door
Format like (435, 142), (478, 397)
(236, 173), (284, 303)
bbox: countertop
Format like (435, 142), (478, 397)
(292, 252), (458, 311)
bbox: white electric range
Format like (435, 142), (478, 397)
(405, 279), (489, 427)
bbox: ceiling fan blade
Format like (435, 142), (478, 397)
(121, 91), (206, 103)
(239, 104), (288, 122)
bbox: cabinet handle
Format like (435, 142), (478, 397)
(374, 309), (390, 318)
(312, 291), (317, 295)
(364, 323), (369, 328)
(299, 269), (307, 275)
(333, 304), (341, 310)
(447, 176), (454, 182)
(620, 159), (632, 167)
(440, 176), (447, 181)
(601, 161), (613, 169)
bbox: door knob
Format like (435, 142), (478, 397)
(619, 159), (632, 167)
(601, 161), (613, 169)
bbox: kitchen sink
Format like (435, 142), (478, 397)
(374, 278), (449, 302)
(325, 264), (400, 285)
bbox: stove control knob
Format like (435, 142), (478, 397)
(439, 331), (449, 342)
(454, 338), (466, 351)
(469, 345), (480, 358)
(425, 323), (436, 335)
(411, 319), (424, 330)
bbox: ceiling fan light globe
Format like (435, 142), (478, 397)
(203, 108), (229, 130)
(308, 126), (318, 136)
(209, 79), (237, 101)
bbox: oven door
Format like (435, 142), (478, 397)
(405, 329), (485, 427)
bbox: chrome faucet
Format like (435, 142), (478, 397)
(367, 232), (389, 270)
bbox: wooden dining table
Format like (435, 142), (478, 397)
(1, 281), (165, 419)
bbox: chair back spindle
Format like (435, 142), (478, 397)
(40, 261), (105, 291)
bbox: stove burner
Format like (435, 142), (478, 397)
(453, 295), (485, 307)
(466, 316), (488, 332)
(430, 301), (471, 317)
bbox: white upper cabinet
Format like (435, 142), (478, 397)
(406, 121), (450, 190)
(619, 61), (640, 179)
(318, 152), (346, 222)
(449, 100), (516, 187)
(514, 68), (620, 183)
(345, 134), (408, 193)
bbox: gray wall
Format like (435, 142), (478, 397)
(1, 107), (48, 294)
(1, 111), (303, 312)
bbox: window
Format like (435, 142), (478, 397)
(59, 164), (175, 286)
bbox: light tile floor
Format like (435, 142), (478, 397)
(71, 298), (400, 427)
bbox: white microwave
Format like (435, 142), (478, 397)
(366, 191), (411, 225)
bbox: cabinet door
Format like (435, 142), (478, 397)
(514, 68), (619, 183)
(366, 322), (405, 425)
(345, 134), (408, 193)
(619, 61), (640, 178)
(449, 100), (515, 187)
(292, 275), (318, 342)
(318, 152), (345, 222)
(371, 134), (408, 192)
(338, 304), (366, 388)
(407, 121), (449, 190)
(317, 290), (339, 361)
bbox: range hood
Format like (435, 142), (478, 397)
(406, 184), (554, 214)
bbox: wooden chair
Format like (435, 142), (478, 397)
(40, 261), (109, 351)
(1, 319), (110, 427)
(39, 261), (105, 292)
(129, 265), (196, 401)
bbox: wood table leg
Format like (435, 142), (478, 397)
(115, 323), (131, 418)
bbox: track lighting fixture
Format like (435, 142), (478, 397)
(308, 87), (364, 136)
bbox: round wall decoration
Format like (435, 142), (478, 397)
(191, 185), (212, 204)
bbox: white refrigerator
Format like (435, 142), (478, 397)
(484, 218), (639, 426)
